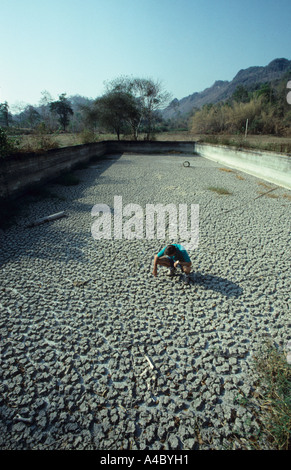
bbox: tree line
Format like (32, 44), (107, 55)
(0, 76), (171, 141)
(1, 74), (291, 155)
(190, 79), (291, 136)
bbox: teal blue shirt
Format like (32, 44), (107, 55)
(157, 244), (191, 262)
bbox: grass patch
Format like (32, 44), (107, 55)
(218, 167), (245, 181)
(219, 168), (235, 173)
(54, 172), (80, 186)
(256, 182), (279, 198)
(197, 134), (291, 155)
(253, 343), (291, 450)
(25, 186), (63, 201)
(258, 191), (279, 199)
(74, 161), (89, 170)
(225, 342), (291, 450)
(257, 181), (274, 189)
(207, 186), (232, 195)
(0, 199), (21, 230)
(19, 133), (60, 153)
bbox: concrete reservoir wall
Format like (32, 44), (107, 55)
(195, 142), (291, 190)
(0, 141), (195, 199)
(0, 139), (290, 200)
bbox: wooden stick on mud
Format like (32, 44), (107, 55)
(27, 211), (66, 227)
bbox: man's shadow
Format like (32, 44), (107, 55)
(187, 271), (243, 298)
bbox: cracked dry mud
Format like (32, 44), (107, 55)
(0, 152), (290, 450)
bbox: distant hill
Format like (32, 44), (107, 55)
(163, 58), (291, 119)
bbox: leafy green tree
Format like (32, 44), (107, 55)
(19, 105), (41, 128)
(255, 83), (275, 103)
(0, 127), (15, 158)
(82, 102), (99, 132)
(50, 94), (74, 131)
(94, 90), (138, 140)
(102, 77), (142, 139)
(232, 85), (250, 103)
(0, 102), (9, 127)
(104, 76), (171, 139)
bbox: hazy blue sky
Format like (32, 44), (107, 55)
(1, 0), (291, 110)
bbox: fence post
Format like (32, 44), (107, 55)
(245, 118), (249, 138)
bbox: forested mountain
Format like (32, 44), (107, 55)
(163, 58), (291, 119)
(2, 58), (290, 138)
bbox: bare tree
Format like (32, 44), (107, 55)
(50, 94), (74, 131)
(21, 105), (41, 128)
(94, 90), (139, 140)
(0, 102), (9, 127)
(105, 76), (171, 139)
(38, 90), (54, 130)
(131, 78), (171, 139)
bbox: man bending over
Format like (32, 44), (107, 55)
(152, 244), (192, 283)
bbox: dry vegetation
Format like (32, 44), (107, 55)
(159, 132), (291, 154)
(7, 130), (291, 155)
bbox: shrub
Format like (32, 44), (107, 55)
(0, 127), (16, 158)
(207, 186), (232, 195)
(20, 125), (60, 153)
(253, 343), (291, 450)
(190, 93), (291, 136)
(0, 198), (20, 229)
(54, 172), (80, 186)
(79, 129), (99, 144)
